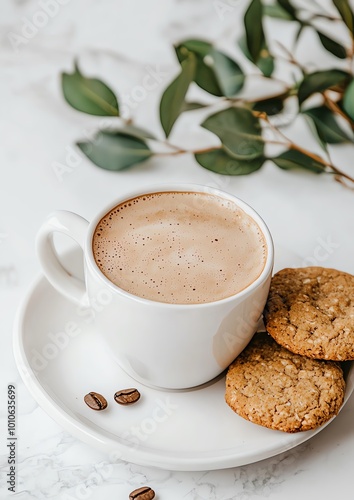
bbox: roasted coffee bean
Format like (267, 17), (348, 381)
(129, 486), (155, 500)
(84, 392), (107, 411)
(114, 388), (141, 405)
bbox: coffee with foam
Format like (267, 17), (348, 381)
(92, 191), (267, 304)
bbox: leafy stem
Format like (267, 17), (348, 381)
(322, 91), (354, 129)
(258, 112), (354, 183)
(60, 0), (354, 188)
(274, 41), (306, 72)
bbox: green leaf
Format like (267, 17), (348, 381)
(195, 148), (265, 175)
(175, 40), (245, 97)
(336, 98), (354, 130)
(303, 113), (328, 153)
(272, 149), (325, 173)
(302, 106), (353, 144)
(342, 79), (354, 121)
(159, 54), (196, 137)
(277, 0), (297, 19)
(253, 97), (284, 115)
(61, 63), (119, 116)
(244, 0), (264, 62)
(333, 0), (354, 33)
(238, 35), (274, 78)
(201, 107), (264, 160)
(264, 4), (293, 20)
(294, 23), (305, 44)
(181, 101), (208, 112)
(117, 124), (157, 140)
(257, 52), (274, 78)
(316, 31), (347, 59)
(243, 0), (275, 77)
(297, 69), (350, 105)
(77, 131), (152, 171)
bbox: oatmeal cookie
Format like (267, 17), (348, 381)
(225, 332), (345, 432)
(264, 267), (354, 360)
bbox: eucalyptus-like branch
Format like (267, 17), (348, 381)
(322, 91), (354, 131)
(258, 112), (354, 185)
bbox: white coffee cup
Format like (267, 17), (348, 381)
(36, 184), (274, 389)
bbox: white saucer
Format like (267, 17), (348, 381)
(13, 248), (354, 471)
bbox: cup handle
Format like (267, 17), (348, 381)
(36, 210), (89, 306)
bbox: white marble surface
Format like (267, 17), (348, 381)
(1, 0), (354, 498)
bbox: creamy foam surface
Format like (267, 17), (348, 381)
(92, 192), (267, 304)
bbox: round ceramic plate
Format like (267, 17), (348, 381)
(13, 248), (354, 471)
